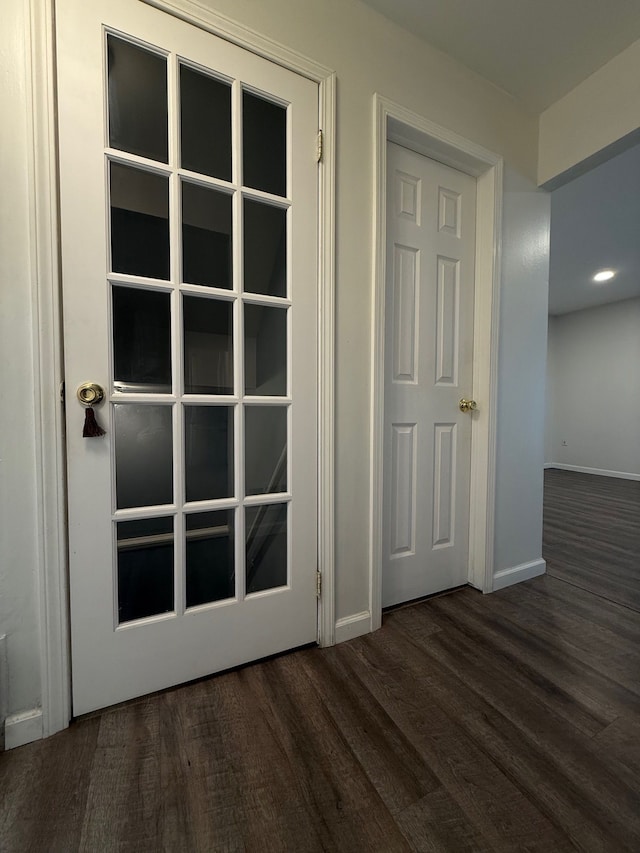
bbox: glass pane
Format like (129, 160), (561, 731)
(186, 510), (234, 607)
(117, 517), (173, 623)
(115, 404), (173, 509)
(110, 163), (169, 280)
(112, 286), (171, 393)
(107, 35), (168, 163)
(246, 503), (287, 593)
(245, 304), (287, 396)
(182, 182), (232, 289)
(244, 200), (286, 297)
(243, 91), (286, 196)
(184, 405), (234, 502)
(180, 65), (231, 180)
(183, 296), (233, 394)
(245, 406), (287, 495)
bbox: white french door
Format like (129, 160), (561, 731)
(382, 143), (477, 607)
(57, 0), (319, 715)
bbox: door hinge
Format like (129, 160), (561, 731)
(59, 381), (65, 404)
(316, 570), (322, 598)
(316, 130), (323, 163)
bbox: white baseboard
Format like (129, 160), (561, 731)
(543, 463), (554, 469)
(545, 463), (640, 481)
(493, 559), (546, 591)
(334, 611), (371, 644)
(4, 708), (43, 750)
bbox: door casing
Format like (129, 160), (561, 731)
(371, 95), (503, 626)
(27, 0), (335, 739)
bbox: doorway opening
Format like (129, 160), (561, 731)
(544, 141), (640, 611)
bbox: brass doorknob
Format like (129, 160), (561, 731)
(459, 398), (477, 413)
(77, 382), (105, 407)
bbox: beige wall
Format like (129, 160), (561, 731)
(194, 0), (541, 619)
(538, 36), (640, 187)
(2, 0), (546, 730)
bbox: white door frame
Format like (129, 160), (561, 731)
(370, 95), (503, 627)
(28, 0), (335, 738)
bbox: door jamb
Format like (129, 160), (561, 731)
(29, 0), (336, 737)
(370, 95), (503, 627)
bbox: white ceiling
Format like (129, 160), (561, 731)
(549, 143), (640, 315)
(358, 0), (640, 314)
(359, 0), (640, 112)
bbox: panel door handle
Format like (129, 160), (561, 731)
(459, 398), (477, 413)
(77, 382), (105, 407)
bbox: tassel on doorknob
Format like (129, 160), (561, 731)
(83, 406), (106, 437)
(77, 382), (106, 438)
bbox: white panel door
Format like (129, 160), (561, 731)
(382, 143), (476, 607)
(57, 0), (318, 715)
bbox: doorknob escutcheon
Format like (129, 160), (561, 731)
(76, 382), (105, 407)
(76, 382), (106, 438)
(459, 398), (477, 414)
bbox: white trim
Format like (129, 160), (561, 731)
(143, 0), (332, 83)
(32, 0), (335, 737)
(369, 98), (387, 632)
(317, 76), (337, 647)
(470, 160), (503, 595)
(543, 463), (555, 469)
(28, 0), (70, 739)
(334, 611), (371, 644)
(370, 95), (503, 628)
(5, 709), (44, 750)
(493, 559), (546, 591)
(546, 463), (640, 482)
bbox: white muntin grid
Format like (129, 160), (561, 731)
(103, 32), (294, 629)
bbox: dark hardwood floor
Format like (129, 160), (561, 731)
(2, 471), (639, 851)
(544, 467), (640, 611)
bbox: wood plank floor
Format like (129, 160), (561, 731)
(2, 472), (639, 851)
(544, 468), (640, 611)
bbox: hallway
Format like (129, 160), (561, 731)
(544, 467), (640, 611)
(2, 555), (640, 850)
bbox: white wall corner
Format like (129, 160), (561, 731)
(4, 708), (44, 750)
(538, 37), (640, 187)
(492, 559), (546, 592)
(0, 635), (8, 747)
(334, 611), (372, 644)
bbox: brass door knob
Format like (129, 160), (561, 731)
(459, 398), (477, 413)
(77, 382), (105, 407)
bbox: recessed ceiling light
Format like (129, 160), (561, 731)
(593, 269), (616, 282)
